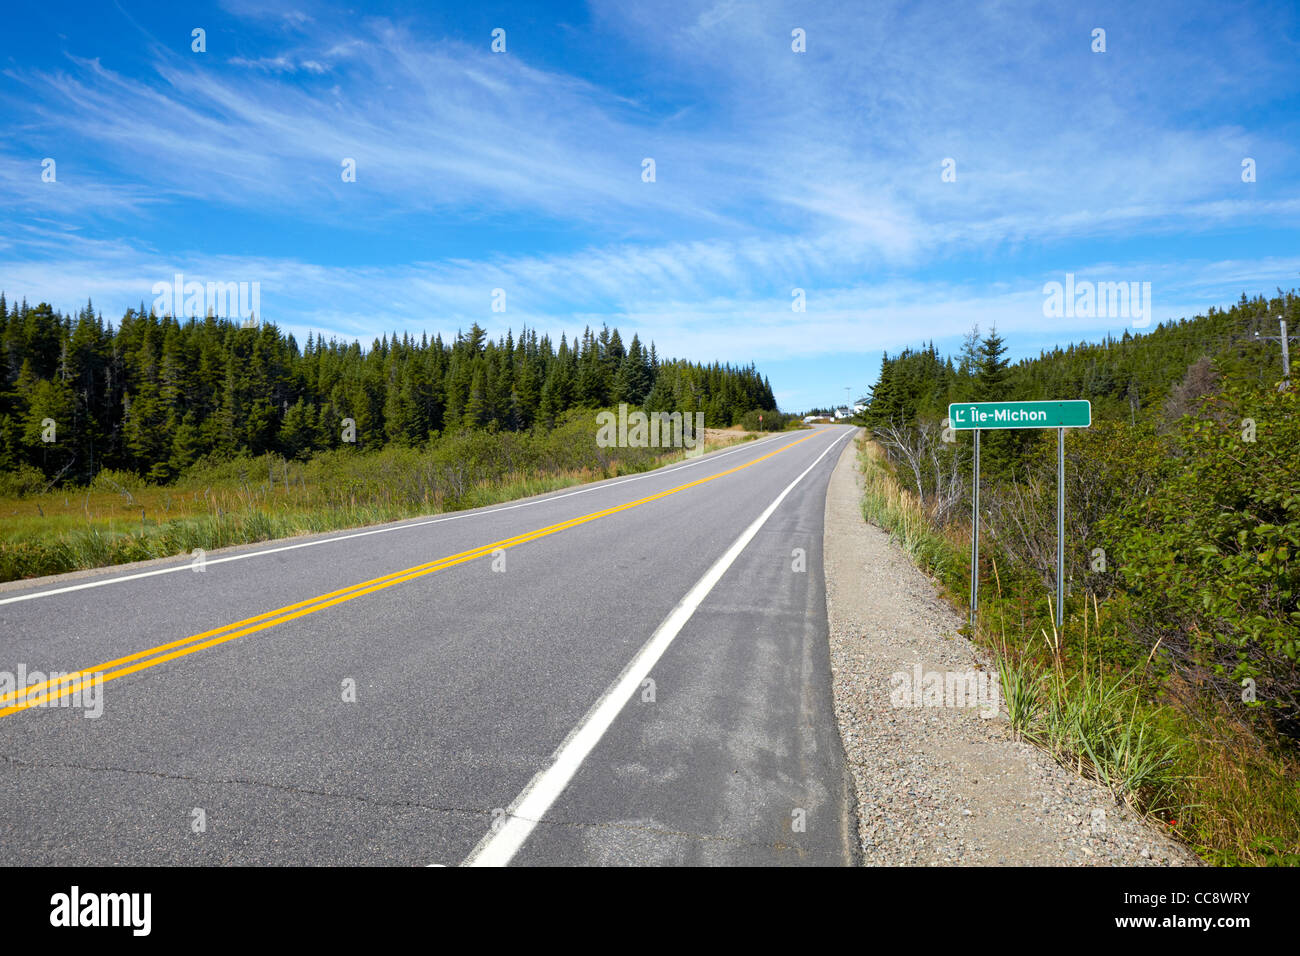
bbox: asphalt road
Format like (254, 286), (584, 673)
(0, 425), (860, 866)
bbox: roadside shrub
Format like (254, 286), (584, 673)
(1104, 378), (1300, 735)
(740, 409), (796, 432)
(0, 463), (46, 498)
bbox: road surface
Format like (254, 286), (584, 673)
(0, 425), (859, 866)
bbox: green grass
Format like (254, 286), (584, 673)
(0, 416), (755, 583)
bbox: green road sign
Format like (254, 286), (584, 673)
(948, 399), (1091, 430)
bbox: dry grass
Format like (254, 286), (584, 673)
(1, 428), (754, 583)
(1169, 700), (1300, 865)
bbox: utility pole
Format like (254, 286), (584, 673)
(1255, 315), (1297, 388)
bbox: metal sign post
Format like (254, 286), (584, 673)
(970, 428), (980, 629)
(949, 400), (1091, 632)
(1056, 427), (1065, 629)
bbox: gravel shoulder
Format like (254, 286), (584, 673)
(822, 431), (1198, 866)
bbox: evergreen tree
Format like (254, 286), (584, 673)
(0, 296), (790, 484)
(975, 326), (1010, 401)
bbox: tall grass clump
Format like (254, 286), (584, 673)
(858, 439), (958, 586)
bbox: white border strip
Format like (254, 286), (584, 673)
(459, 428), (851, 867)
(0, 433), (794, 607)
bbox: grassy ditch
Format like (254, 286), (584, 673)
(0, 414), (755, 584)
(858, 435), (1300, 865)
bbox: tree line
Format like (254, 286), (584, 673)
(864, 290), (1300, 430)
(0, 294), (778, 484)
(860, 289), (1300, 736)
(861, 290), (1300, 478)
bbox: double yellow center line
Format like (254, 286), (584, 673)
(1, 430), (821, 719)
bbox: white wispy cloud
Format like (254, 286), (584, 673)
(7, 2), (1293, 245)
(5, 220), (1295, 371)
(2, 0), (1297, 410)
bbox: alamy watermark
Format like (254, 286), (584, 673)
(50, 886), (150, 936)
(890, 664), (1000, 718)
(0, 666), (104, 718)
(1042, 273), (1152, 328)
(595, 404), (705, 456)
(151, 273), (260, 326)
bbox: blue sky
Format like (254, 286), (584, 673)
(2, 0), (1298, 412)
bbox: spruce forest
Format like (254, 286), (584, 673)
(0, 294), (778, 485)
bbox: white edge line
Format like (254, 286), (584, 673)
(0, 432), (801, 607)
(458, 428), (852, 867)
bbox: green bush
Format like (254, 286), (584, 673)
(0, 463), (46, 498)
(1103, 378), (1300, 733)
(740, 408), (796, 432)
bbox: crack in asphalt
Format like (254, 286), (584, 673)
(0, 754), (802, 856)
